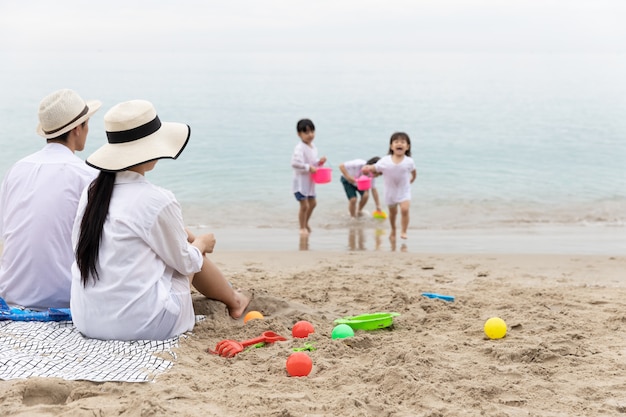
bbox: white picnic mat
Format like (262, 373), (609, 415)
(0, 320), (180, 382)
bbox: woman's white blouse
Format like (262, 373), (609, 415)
(70, 171), (203, 340)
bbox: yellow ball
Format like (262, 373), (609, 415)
(243, 311), (264, 324)
(484, 317), (507, 339)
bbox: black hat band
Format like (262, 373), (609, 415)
(106, 116), (162, 144)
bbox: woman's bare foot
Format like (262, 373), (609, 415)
(227, 290), (251, 319)
(299, 228), (309, 237)
(400, 232), (408, 239)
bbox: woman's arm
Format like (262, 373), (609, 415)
(191, 233), (216, 255)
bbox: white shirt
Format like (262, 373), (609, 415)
(342, 159), (377, 189)
(70, 171), (203, 341)
(291, 141), (320, 196)
(0, 143), (97, 309)
(375, 155), (416, 205)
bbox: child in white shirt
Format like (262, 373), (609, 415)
(290, 119), (326, 236)
(363, 132), (416, 240)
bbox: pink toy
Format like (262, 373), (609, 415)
(311, 167), (332, 184)
(356, 175), (372, 191)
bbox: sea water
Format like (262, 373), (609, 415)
(1, 51), (625, 253)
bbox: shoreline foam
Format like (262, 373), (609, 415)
(192, 224), (626, 254)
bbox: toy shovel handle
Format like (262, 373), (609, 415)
(421, 292), (455, 302)
(240, 335), (267, 347)
(261, 331), (287, 343)
(240, 331), (287, 347)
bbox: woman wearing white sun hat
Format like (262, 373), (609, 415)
(70, 99), (250, 341)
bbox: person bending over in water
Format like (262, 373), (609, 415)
(339, 156), (382, 218)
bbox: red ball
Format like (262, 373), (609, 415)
(286, 352), (313, 377)
(292, 321), (315, 338)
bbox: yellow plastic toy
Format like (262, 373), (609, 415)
(373, 210), (387, 220)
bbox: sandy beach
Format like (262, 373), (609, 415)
(2, 0), (626, 414)
(1, 247), (625, 416)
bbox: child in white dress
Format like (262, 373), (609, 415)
(363, 132), (416, 240)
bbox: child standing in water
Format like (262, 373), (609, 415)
(363, 132), (416, 240)
(291, 119), (326, 236)
(339, 156), (382, 218)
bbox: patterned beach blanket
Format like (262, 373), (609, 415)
(0, 320), (179, 382)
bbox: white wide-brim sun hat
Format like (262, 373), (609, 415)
(36, 89), (102, 138)
(87, 100), (190, 172)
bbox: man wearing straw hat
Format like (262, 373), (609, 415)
(0, 89), (101, 310)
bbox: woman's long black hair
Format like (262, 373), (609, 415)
(75, 171), (115, 286)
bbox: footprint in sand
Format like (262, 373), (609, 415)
(22, 378), (71, 406)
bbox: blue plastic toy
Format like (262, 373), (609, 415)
(421, 292), (455, 302)
(0, 296), (72, 322)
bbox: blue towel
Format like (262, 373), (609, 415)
(0, 296), (72, 322)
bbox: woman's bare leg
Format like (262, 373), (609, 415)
(191, 257), (250, 319)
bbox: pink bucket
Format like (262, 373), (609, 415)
(356, 175), (372, 191)
(311, 167), (332, 184)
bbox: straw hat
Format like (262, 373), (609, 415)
(36, 89), (102, 138)
(86, 100), (190, 172)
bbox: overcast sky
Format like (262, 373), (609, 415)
(1, 0), (625, 56)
